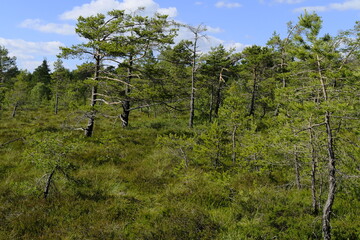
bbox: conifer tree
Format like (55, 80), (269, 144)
(31, 60), (52, 102)
(60, 9), (176, 134)
(279, 12), (360, 239)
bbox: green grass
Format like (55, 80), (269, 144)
(0, 107), (359, 239)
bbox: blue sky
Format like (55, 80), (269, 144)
(0, 0), (359, 72)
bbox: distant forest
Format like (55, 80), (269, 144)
(0, 10), (359, 239)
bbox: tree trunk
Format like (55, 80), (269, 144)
(84, 56), (100, 137)
(44, 168), (56, 199)
(11, 102), (18, 118)
(209, 86), (214, 123)
(309, 123), (319, 215)
(121, 100), (130, 127)
(317, 55), (328, 101)
(85, 111), (96, 137)
(316, 54), (336, 240)
(249, 70), (257, 116)
(54, 89), (59, 115)
(322, 112), (336, 240)
(294, 149), (301, 189)
(214, 79), (222, 118)
(189, 31), (199, 129)
(121, 55), (133, 128)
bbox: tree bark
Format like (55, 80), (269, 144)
(208, 85), (214, 123)
(121, 100), (130, 127)
(249, 69), (257, 116)
(316, 54), (336, 240)
(44, 168), (56, 199)
(214, 79), (222, 118)
(85, 56), (100, 137)
(309, 124), (319, 215)
(189, 36), (197, 128)
(317, 54), (328, 101)
(322, 112), (336, 240)
(294, 148), (301, 189)
(121, 55), (133, 128)
(11, 102), (18, 118)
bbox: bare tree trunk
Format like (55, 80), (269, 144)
(322, 112), (336, 240)
(44, 168), (56, 199)
(85, 56), (100, 137)
(121, 55), (133, 128)
(249, 70), (257, 116)
(121, 100), (130, 127)
(85, 85), (97, 137)
(54, 90), (59, 115)
(309, 124), (319, 215)
(11, 102), (18, 118)
(189, 37), (197, 128)
(209, 86), (214, 123)
(317, 55), (328, 101)
(294, 148), (301, 189)
(187, 24), (206, 128)
(179, 147), (189, 168)
(214, 79), (222, 118)
(318, 170), (324, 211)
(316, 55), (336, 240)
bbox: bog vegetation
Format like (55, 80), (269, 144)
(0, 9), (360, 239)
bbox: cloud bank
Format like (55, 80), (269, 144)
(60, 0), (177, 20)
(0, 37), (64, 71)
(295, 0), (360, 12)
(11, 0), (247, 71)
(20, 19), (75, 35)
(215, 1), (242, 8)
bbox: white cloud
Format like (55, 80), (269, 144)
(330, 0), (360, 10)
(60, 0), (177, 20)
(224, 41), (248, 51)
(156, 7), (177, 17)
(215, 1), (242, 8)
(206, 26), (224, 34)
(20, 19), (75, 35)
(295, 0), (360, 12)
(195, 1), (204, 5)
(0, 37), (64, 71)
(294, 6), (328, 12)
(200, 36), (247, 52)
(174, 26), (245, 54)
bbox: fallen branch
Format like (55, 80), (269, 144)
(0, 137), (25, 148)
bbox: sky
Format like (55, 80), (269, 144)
(0, 0), (359, 72)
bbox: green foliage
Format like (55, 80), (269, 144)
(194, 121), (228, 168)
(30, 60), (52, 101)
(30, 82), (51, 105)
(157, 133), (195, 169)
(25, 132), (76, 172)
(0, 45), (18, 84)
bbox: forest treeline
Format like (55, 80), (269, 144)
(0, 10), (359, 239)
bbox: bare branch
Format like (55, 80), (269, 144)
(0, 137), (25, 148)
(95, 99), (123, 105)
(98, 76), (135, 87)
(295, 122), (326, 134)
